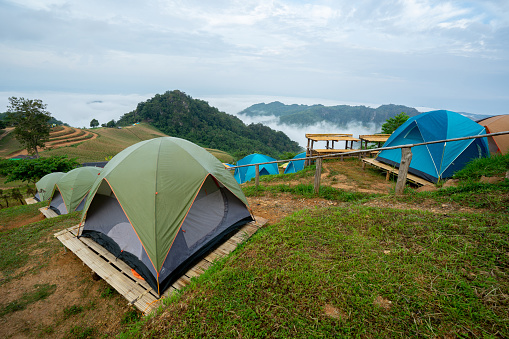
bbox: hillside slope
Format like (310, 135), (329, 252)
(117, 90), (302, 158)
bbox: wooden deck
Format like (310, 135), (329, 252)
(25, 197), (38, 205)
(39, 206), (59, 218)
(55, 217), (268, 315)
(362, 158), (433, 186)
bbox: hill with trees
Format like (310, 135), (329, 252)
(239, 101), (420, 129)
(117, 90), (302, 158)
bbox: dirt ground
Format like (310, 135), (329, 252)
(0, 159), (479, 338)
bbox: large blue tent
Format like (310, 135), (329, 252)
(376, 110), (490, 183)
(284, 152), (306, 174)
(234, 154), (279, 184)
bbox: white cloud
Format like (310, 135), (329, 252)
(0, 0), (507, 118)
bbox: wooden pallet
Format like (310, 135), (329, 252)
(362, 158), (433, 186)
(25, 197), (38, 205)
(39, 206), (59, 218)
(55, 217), (268, 315)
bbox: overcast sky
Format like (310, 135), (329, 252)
(1, 0), (508, 129)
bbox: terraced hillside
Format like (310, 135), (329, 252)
(2, 126), (97, 159)
(0, 123), (236, 163)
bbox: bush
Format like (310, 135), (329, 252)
(3, 155), (80, 183)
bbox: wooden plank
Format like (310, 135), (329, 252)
(362, 158), (433, 187)
(39, 207), (59, 218)
(55, 217), (267, 315)
(25, 197), (38, 205)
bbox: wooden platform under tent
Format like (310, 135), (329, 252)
(54, 217), (268, 315)
(25, 197), (38, 205)
(362, 158), (433, 187)
(39, 206), (59, 218)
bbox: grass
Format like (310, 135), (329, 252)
(63, 305), (84, 319)
(0, 283), (57, 316)
(122, 206), (509, 338)
(453, 153), (509, 181)
(68, 326), (97, 339)
(243, 183), (378, 203)
(0, 130), (22, 157)
(414, 181), (509, 212)
(0, 207), (81, 285)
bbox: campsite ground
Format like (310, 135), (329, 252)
(0, 158), (507, 338)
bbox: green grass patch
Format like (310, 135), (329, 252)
(454, 153), (509, 181)
(63, 305), (84, 319)
(100, 286), (119, 298)
(121, 309), (142, 324)
(0, 209), (81, 285)
(121, 206), (509, 338)
(68, 325), (97, 339)
(397, 180), (509, 212)
(0, 200), (45, 227)
(0, 283), (56, 317)
(243, 183), (377, 202)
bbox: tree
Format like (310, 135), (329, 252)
(381, 112), (410, 134)
(0, 119), (6, 130)
(10, 188), (24, 205)
(6, 97), (52, 156)
(106, 119), (116, 128)
(90, 118), (99, 128)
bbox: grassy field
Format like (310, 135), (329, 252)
(0, 147), (507, 337)
(119, 155), (509, 338)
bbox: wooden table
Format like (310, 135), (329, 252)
(358, 134), (391, 149)
(306, 133), (360, 153)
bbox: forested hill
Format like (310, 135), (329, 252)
(239, 102), (420, 128)
(117, 91), (301, 158)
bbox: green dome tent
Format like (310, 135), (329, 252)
(35, 172), (64, 201)
(78, 137), (254, 295)
(49, 167), (101, 214)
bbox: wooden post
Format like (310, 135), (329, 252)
(255, 164), (260, 188)
(305, 138), (311, 166)
(314, 157), (322, 194)
(395, 147), (412, 195)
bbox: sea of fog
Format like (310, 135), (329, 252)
(0, 91), (434, 148)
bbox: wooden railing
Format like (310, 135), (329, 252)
(228, 131), (509, 195)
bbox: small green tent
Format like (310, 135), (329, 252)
(35, 172), (65, 201)
(49, 167), (101, 214)
(78, 137), (254, 295)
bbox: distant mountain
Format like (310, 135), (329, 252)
(117, 90), (302, 158)
(239, 102), (421, 129)
(457, 112), (494, 122)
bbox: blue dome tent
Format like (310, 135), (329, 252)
(234, 154), (279, 184)
(376, 110), (490, 183)
(284, 152), (306, 174)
